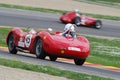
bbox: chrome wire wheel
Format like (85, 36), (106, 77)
(35, 38), (46, 59)
(74, 17), (81, 26)
(8, 34), (14, 51)
(95, 20), (102, 29)
(35, 39), (42, 56)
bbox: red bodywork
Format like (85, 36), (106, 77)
(60, 11), (97, 27)
(6, 28), (90, 59)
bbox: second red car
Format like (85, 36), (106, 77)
(60, 10), (102, 29)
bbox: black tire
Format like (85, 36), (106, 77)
(74, 58), (86, 66)
(49, 56), (57, 61)
(74, 17), (81, 26)
(34, 38), (46, 59)
(8, 33), (17, 54)
(95, 20), (102, 29)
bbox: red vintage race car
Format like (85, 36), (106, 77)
(60, 10), (102, 29)
(6, 28), (90, 65)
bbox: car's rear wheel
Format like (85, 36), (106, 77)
(74, 58), (86, 65)
(35, 38), (46, 59)
(49, 56), (57, 61)
(95, 20), (102, 29)
(74, 17), (81, 26)
(8, 33), (17, 54)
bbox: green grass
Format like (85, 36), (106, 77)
(0, 4), (65, 14)
(0, 27), (11, 47)
(77, 0), (120, 5)
(89, 0), (120, 3)
(0, 27), (120, 68)
(85, 36), (120, 67)
(85, 13), (120, 21)
(0, 58), (113, 80)
(0, 3), (120, 21)
(0, 27), (28, 47)
(88, 0), (120, 6)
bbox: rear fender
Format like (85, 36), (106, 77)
(77, 36), (89, 43)
(77, 36), (90, 55)
(33, 31), (53, 52)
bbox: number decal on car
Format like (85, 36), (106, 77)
(25, 34), (33, 48)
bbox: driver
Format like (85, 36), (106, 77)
(62, 23), (76, 38)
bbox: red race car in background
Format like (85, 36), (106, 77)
(6, 27), (90, 65)
(60, 10), (102, 29)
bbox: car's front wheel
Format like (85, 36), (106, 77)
(95, 20), (102, 29)
(35, 38), (46, 59)
(8, 33), (17, 54)
(74, 58), (86, 65)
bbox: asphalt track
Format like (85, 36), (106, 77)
(0, 8), (120, 38)
(0, 49), (120, 80)
(0, 8), (120, 80)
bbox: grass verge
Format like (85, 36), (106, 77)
(89, 0), (120, 3)
(76, 0), (120, 8)
(0, 27), (120, 68)
(85, 36), (120, 68)
(0, 58), (113, 80)
(0, 27), (11, 47)
(0, 3), (120, 21)
(89, 0), (120, 7)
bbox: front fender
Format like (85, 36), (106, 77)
(6, 28), (23, 45)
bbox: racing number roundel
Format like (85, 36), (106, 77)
(25, 34), (32, 48)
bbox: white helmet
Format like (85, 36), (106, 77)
(47, 28), (53, 32)
(64, 23), (75, 32)
(74, 9), (79, 13)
